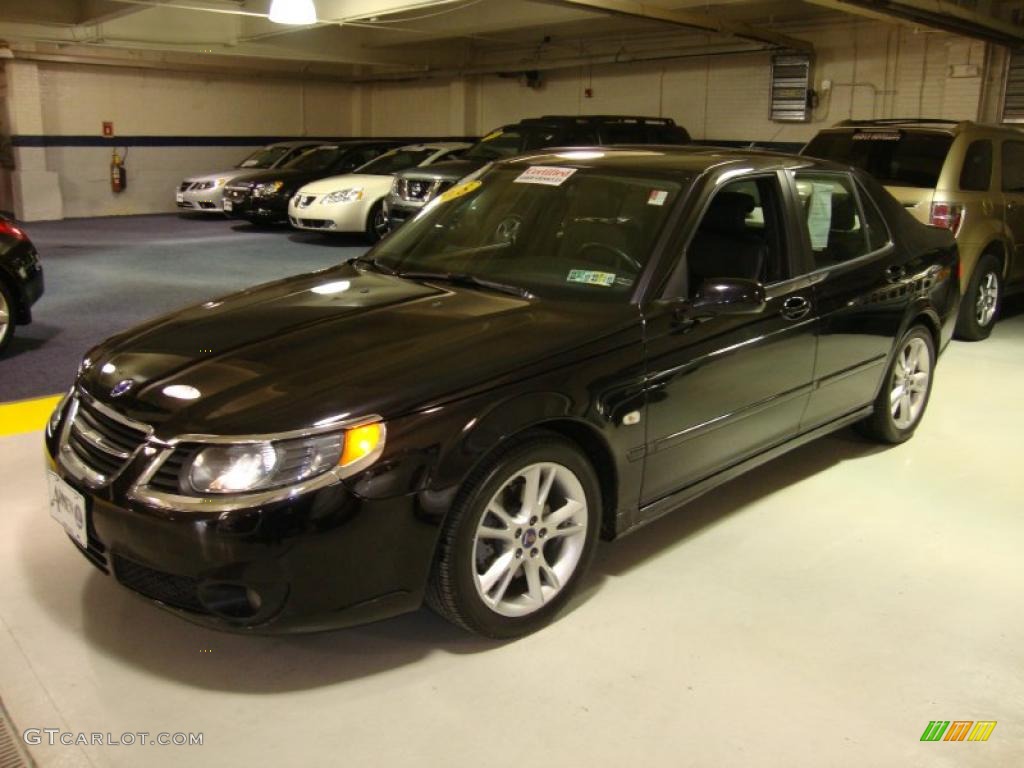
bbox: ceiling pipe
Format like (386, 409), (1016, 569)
(804, 0), (1024, 47)
(539, 0), (812, 52)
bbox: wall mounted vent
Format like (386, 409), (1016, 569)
(771, 54), (812, 123)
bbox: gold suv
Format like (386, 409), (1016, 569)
(803, 119), (1024, 340)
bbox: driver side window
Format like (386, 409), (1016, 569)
(686, 176), (787, 298)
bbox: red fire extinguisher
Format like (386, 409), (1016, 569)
(111, 149), (127, 193)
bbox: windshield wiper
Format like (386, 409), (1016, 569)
(352, 255), (397, 275)
(396, 270), (534, 299)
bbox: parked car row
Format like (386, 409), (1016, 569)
(177, 115), (691, 241)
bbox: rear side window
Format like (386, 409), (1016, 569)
(1001, 141), (1024, 192)
(858, 183), (892, 252)
(603, 122), (647, 144)
(803, 130), (953, 189)
(565, 125), (599, 144)
(793, 172), (875, 268)
(959, 140), (993, 191)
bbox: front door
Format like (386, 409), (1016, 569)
(640, 173), (817, 507)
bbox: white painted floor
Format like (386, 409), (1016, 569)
(2, 302), (1022, 768)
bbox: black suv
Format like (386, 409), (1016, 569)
(384, 115), (690, 228)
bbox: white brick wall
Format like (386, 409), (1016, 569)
(1, 18), (994, 220)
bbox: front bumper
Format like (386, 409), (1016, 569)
(176, 186), (226, 213)
(225, 190), (289, 222)
(288, 198), (366, 233)
(383, 198), (425, 230)
(45, 425), (437, 634)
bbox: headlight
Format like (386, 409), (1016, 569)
(215, 177), (228, 186)
(324, 188), (363, 204)
(181, 422), (385, 495)
(253, 181), (284, 197)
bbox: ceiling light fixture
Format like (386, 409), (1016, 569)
(268, 0), (317, 25)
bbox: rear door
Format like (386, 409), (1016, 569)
(789, 170), (906, 428)
(640, 172), (817, 505)
(999, 139), (1024, 283)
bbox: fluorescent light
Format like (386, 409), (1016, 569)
(269, 0), (317, 25)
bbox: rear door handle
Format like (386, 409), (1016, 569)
(781, 295), (811, 321)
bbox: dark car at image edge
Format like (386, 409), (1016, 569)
(44, 147), (958, 639)
(0, 217), (44, 355)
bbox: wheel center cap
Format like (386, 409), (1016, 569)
(521, 529), (538, 547)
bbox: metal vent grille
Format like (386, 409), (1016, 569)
(771, 53), (812, 123)
(0, 699), (34, 768)
(1003, 49), (1024, 123)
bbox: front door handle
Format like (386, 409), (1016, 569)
(781, 295), (811, 321)
(886, 265), (906, 282)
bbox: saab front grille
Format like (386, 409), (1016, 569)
(114, 555), (206, 614)
(66, 398), (150, 484)
(148, 448), (190, 494)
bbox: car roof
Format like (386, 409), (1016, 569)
(268, 140), (327, 148)
(497, 145), (837, 178)
(392, 142), (471, 151)
(821, 119), (1024, 138)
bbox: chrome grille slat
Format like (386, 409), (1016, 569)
(58, 393), (153, 488)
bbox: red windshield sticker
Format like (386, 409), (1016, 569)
(514, 166), (578, 186)
(648, 189), (668, 206)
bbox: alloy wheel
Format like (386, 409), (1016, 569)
(889, 337), (931, 430)
(372, 207), (389, 239)
(0, 289), (9, 346)
(472, 462), (588, 618)
(975, 271), (999, 327)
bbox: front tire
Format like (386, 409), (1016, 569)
(858, 325), (935, 444)
(427, 434), (601, 638)
(365, 201), (388, 243)
(955, 253), (1001, 341)
(0, 280), (15, 356)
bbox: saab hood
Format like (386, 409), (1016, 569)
(297, 174), (393, 196)
(79, 263), (639, 439)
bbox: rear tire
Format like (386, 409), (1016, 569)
(955, 253), (1001, 341)
(857, 325), (935, 444)
(0, 280), (15, 356)
(426, 434), (601, 638)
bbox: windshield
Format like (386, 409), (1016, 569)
(284, 147), (346, 172)
(357, 148), (436, 175)
(370, 164), (686, 302)
(803, 130), (953, 188)
(237, 145), (293, 169)
(465, 127), (559, 161)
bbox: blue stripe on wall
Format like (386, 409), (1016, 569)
(9, 134), (472, 148)
(10, 134), (804, 152)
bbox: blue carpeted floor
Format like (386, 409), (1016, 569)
(0, 214), (369, 402)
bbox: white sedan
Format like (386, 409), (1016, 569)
(288, 142), (469, 241)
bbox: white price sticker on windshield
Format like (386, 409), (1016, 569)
(515, 166), (577, 187)
(567, 269), (616, 287)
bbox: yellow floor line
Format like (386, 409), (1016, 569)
(0, 394), (62, 437)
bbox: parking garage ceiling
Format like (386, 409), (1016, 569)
(0, 0), (1022, 81)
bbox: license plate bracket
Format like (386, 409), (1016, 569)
(47, 471), (89, 549)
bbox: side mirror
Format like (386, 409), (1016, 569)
(689, 277), (767, 317)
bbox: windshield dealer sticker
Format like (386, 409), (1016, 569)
(515, 166), (578, 187)
(648, 189), (668, 206)
(567, 269), (616, 287)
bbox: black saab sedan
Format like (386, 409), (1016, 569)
(0, 216), (44, 355)
(222, 140), (405, 225)
(45, 148), (959, 638)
